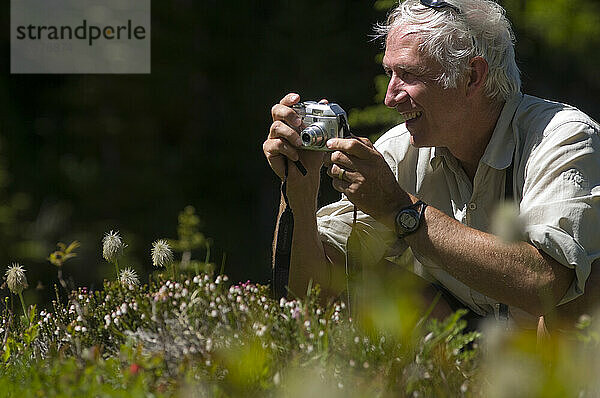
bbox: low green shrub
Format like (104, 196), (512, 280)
(1, 207), (599, 397)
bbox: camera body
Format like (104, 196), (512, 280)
(292, 101), (351, 151)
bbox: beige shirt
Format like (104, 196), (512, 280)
(316, 93), (600, 317)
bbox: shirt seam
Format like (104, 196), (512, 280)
(541, 119), (599, 138)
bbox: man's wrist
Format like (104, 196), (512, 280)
(380, 192), (416, 230)
(394, 200), (428, 238)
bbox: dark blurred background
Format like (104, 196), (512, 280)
(1, 0), (599, 307)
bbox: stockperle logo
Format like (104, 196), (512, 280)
(11, 0), (150, 74)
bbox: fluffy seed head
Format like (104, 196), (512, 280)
(152, 239), (174, 268)
(103, 230), (124, 262)
(5, 263), (27, 295)
(491, 201), (524, 243)
(120, 268), (140, 287)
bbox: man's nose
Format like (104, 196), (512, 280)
(384, 77), (409, 108)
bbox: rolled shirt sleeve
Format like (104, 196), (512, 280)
(519, 118), (600, 305)
(316, 196), (399, 268)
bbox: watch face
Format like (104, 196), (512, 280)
(400, 212), (418, 230)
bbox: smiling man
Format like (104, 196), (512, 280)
(263, 0), (600, 329)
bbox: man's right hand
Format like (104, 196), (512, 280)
(263, 93), (325, 191)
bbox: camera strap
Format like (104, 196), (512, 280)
(345, 205), (362, 317)
(273, 159), (294, 299)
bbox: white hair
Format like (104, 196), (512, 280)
(374, 0), (521, 102)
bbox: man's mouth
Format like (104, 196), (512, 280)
(401, 111), (422, 122)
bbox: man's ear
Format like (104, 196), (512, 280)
(466, 56), (489, 98)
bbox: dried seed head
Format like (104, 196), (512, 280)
(103, 230), (123, 262)
(120, 268), (140, 287)
(152, 239), (173, 268)
(5, 263), (27, 295)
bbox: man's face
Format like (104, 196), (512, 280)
(382, 26), (466, 148)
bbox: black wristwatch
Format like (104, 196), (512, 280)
(395, 200), (427, 238)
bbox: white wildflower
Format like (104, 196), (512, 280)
(5, 263), (27, 294)
(119, 268), (139, 287)
(424, 332), (434, 343)
(102, 230), (124, 262)
(151, 239), (173, 268)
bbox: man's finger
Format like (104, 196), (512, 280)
(271, 103), (302, 128)
(326, 137), (374, 159)
(263, 138), (300, 162)
(330, 175), (351, 193)
(329, 150), (356, 170)
(355, 136), (374, 148)
(269, 121), (303, 147)
(280, 92), (301, 106)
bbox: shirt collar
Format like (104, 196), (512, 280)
(430, 92), (523, 171)
(480, 92), (523, 170)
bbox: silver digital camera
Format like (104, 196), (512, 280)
(292, 101), (351, 151)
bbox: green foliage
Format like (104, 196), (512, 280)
(1, 208), (600, 396)
(48, 241), (80, 268)
(374, 0), (398, 12)
(0, 209), (481, 396)
(171, 206), (206, 253)
(504, 0), (600, 53)
(0, 269), (480, 397)
(168, 206), (213, 275)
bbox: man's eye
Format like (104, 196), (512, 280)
(400, 71), (416, 82)
(384, 68), (392, 77)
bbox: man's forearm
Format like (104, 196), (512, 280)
(272, 189), (343, 299)
(403, 204), (574, 316)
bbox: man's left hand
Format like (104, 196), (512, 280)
(324, 137), (412, 228)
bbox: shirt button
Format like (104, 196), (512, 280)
(468, 202), (477, 210)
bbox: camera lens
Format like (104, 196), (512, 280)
(301, 123), (327, 148)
